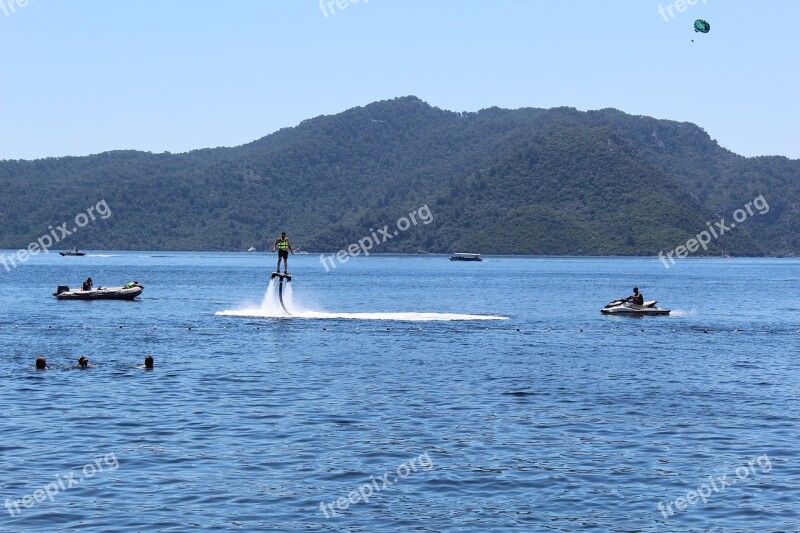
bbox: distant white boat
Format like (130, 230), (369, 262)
(247, 246), (256, 252)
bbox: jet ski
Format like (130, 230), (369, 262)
(53, 284), (144, 300)
(601, 298), (670, 316)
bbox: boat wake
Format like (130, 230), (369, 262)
(216, 279), (506, 322)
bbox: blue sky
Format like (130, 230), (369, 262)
(1, 0), (797, 160)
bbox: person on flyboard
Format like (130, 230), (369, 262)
(272, 232), (294, 275)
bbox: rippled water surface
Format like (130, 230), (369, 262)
(1, 253), (798, 532)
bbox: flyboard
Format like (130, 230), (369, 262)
(270, 272), (292, 314)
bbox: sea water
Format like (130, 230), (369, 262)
(0, 252), (798, 531)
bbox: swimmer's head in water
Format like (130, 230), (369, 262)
(36, 356), (46, 370)
(144, 355), (154, 369)
(78, 356), (89, 367)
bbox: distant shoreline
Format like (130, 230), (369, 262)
(3, 250), (794, 259)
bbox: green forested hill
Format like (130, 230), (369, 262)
(0, 96), (796, 255)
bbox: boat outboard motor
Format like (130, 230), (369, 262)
(54, 285), (70, 296)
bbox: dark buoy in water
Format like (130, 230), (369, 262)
(36, 356), (46, 370)
(270, 272), (293, 315)
(144, 355), (154, 369)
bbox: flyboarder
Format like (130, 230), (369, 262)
(270, 232), (294, 315)
(272, 231), (294, 274)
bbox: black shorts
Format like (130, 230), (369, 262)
(278, 249), (289, 259)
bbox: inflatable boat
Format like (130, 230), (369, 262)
(53, 285), (144, 300)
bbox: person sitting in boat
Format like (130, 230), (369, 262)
(626, 287), (644, 306)
(123, 281), (140, 289)
(82, 277), (93, 291)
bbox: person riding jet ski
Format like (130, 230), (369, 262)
(626, 287), (644, 306)
(601, 287), (669, 315)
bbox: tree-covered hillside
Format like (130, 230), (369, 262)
(0, 97), (796, 255)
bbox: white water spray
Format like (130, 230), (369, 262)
(256, 278), (292, 316)
(283, 282), (294, 311)
(262, 278), (276, 309)
(217, 280), (505, 321)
